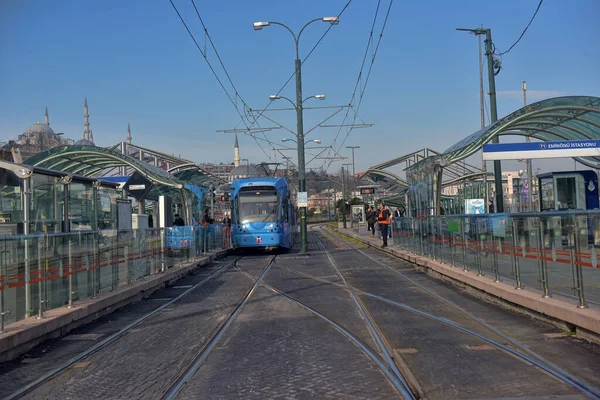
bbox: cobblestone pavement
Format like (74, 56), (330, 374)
(19, 257), (257, 400)
(0, 262), (227, 397)
(311, 226), (600, 399)
(3, 228), (600, 399)
(175, 285), (400, 400)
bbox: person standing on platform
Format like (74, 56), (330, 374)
(366, 206), (377, 236)
(488, 200), (495, 214)
(222, 213), (231, 248)
(377, 203), (391, 248)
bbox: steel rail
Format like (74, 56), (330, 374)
(6, 260), (237, 400)
(234, 266), (414, 399)
(162, 256), (276, 400)
(312, 234), (417, 398)
(314, 226), (600, 399)
(355, 247), (600, 398)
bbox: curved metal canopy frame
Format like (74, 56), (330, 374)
(168, 162), (226, 187)
(25, 145), (184, 189)
(365, 168), (408, 193)
(442, 96), (600, 164)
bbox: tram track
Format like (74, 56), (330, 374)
(160, 255), (276, 400)
(309, 224), (600, 399)
(5, 256), (251, 400)
(232, 264), (416, 399)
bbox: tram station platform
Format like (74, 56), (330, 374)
(336, 225), (600, 339)
(1, 228), (599, 400)
(0, 249), (228, 363)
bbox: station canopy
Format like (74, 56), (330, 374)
(25, 145), (189, 200)
(442, 96), (600, 167)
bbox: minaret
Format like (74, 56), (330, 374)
(127, 123), (132, 144)
(234, 133), (240, 167)
(84, 97), (90, 140)
(45, 106), (49, 126)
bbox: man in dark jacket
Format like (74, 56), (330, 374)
(366, 206), (377, 236)
(173, 214), (185, 226)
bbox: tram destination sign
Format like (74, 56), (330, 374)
(482, 139), (600, 161)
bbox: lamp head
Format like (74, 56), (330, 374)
(313, 139), (322, 144)
(322, 17), (339, 25)
(269, 95), (280, 101)
(281, 138), (288, 142)
(253, 21), (270, 30)
(315, 94), (326, 100)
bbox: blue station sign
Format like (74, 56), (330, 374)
(482, 139), (600, 161)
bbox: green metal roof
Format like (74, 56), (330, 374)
(443, 96), (600, 166)
(168, 162), (226, 187)
(25, 145), (185, 189)
(364, 169), (408, 193)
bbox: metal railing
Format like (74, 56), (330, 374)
(389, 211), (600, 309)
(0, 224), (230, 331)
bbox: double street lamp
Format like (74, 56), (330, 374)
(281, 137), (322, 145)
(255, 16), (340, 254)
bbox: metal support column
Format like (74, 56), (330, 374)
(23, 177), (32, 318)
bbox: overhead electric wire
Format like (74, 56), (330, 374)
(168, 0), (275, 161)
(326, 0), (394, 171)
(497, 0), (544, 56)
(328, 0), (381, 157)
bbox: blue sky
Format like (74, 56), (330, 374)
(1, 0), (599, 174)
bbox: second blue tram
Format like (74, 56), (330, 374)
(231, 177), (296, 249)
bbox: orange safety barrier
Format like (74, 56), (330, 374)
(0, 248), (166, 290)
(398, 233), (600, 269)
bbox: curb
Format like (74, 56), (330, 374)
(0, 249), (230, 363)
(334, 228), (600, 338)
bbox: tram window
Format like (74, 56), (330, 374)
(283, 200), (289, 222)
(238, 189), (279, 223)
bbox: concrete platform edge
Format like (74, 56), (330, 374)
(334, 228), (600, 338)
(0, 249), (230, 362)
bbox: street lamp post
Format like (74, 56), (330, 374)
(346, 146), (360, 177)
(255, 17), (339, 254)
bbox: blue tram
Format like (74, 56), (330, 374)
(231, 177), (296, 249)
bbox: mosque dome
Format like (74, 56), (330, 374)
(24, 122), (55, 136)
(230, 164), (261, 179)
(73, 139), (95, 146)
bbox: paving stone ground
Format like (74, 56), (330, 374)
(1, 228), (599, 399)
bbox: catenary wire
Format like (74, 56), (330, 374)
(497, 0), (544, 56)
(168, 0), (275, 161)
(327, 0), (394, 171)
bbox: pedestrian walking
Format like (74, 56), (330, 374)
(366, 206), (377, 236)
(377, 203), (391, 248)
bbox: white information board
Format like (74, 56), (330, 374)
(297, 192), (308, 207)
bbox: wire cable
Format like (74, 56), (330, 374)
(497, 0), (544, 56)
(327, 0), (394, 171)
(189, 0), (276, 155)
(168, 0), (275, 161)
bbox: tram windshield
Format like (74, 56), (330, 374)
(237, 188), (279, 223)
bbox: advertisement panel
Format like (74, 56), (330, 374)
(464, 199), (485, 215)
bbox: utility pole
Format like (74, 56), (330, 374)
(523, 81), (533, 211)
(478, 28), (485, 129)
(457, 26), (504, 212)
(341, 166), (347, 229)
